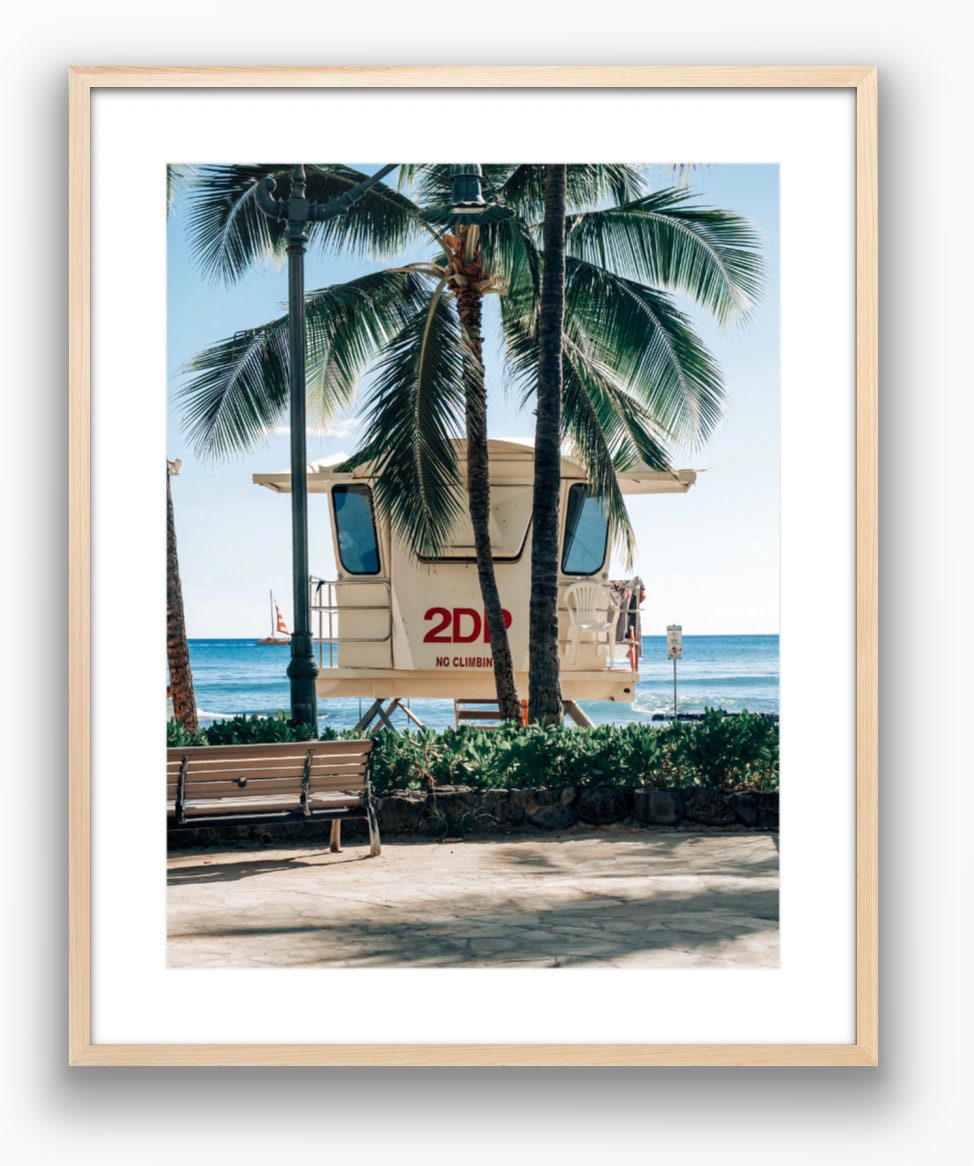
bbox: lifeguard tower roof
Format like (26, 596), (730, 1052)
(253, 438), (698, 495)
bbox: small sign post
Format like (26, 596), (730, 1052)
(666, 624), (683, 722)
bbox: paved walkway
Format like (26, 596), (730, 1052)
(168, 829), (778, 969)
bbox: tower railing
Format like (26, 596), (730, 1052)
(309, 576), (393, 668)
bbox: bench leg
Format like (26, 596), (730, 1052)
(366, 798), (381, 857)
(329, 820), (342, 853)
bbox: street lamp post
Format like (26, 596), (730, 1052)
(255, 163), (398, 727)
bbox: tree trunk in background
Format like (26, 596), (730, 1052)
(529, 165), (568, 725)
(167, 462), (198, 731)
(455, 272), (522, 723)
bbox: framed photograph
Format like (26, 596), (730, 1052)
(69, 66), (877, 1066)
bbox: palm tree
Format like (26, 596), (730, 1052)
(175, 165), (763, 720)
(449, 221), (520, 717)
(512, 180), (764, 721)
(529, 165), (568, 725)
(165, 172), (199, 731)
(166, 459), (197, 731)
(177, 166), (638, 720)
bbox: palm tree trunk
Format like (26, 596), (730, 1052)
(529, 165), (568, 725)
(167, 463), (198, 731)
(455, 284), (522, 722)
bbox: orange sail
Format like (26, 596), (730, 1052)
(258, 591), (291, 645)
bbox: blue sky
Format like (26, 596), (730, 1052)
(167, 164), (779, 638)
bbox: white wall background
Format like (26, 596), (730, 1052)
(1, 5), (969, 1164)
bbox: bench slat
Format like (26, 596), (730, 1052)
(167, 791), (362, 811)
(181, 794), (300, 816)
(172, 773), (368, 799)
(166, 747), (371, 764)
(174, 792), (364, 817)
(167, 760), (368, 778)
(168, 760), (368, 782)
(165, 760), (368, 778)
(171, 767), (367, 784)
(167, 740), (371, 762)
(307, 773), (371, 791)
(177, 778), (303, 799)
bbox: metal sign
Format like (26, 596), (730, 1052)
(666, 624), (683, 660)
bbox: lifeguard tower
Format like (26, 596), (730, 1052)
(254, 439), (695, 729)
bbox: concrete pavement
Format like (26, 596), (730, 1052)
(167, 829), (779, 969)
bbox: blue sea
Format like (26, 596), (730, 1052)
(184, 635), (779, 731)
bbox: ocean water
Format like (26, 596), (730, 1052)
(183, 634), (779, 731)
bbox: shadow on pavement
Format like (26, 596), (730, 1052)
(167, 850), (370, 885)
(169, 880), (778, 968)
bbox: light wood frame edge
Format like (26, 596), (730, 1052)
(68, 64), (879, 1068)
(854, 65), (879, 1068)
(69, 64), (92, 1068)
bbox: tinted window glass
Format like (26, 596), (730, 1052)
(332, 485), (380, 575)
(561, 484), (609, 575)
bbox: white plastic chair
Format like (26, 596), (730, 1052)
(563, 582), (619, 666)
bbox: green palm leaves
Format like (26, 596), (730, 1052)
(566, 188), (764, 327)
(180, 269), (429, 459)
(184, 164), (424, 285)
(175, 164), (765, 563)
(343, 281), (468, 559)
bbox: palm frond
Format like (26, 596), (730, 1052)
(560, 334), (674, 473)
(395, 163), (447, 201)
(345, 285), (467, 558)
(177, 316), (291, 459)
(302, 269), (433, 428)
(396, 164), (521, 207)
(166, 164), (196, 217)
(183, 164), (292, 284)
(479, 212), (543, 303)
(499, 164), (647, 220)
(566, 187), (765, 326)
(178, 269), (430, 458)
(503, 296), (679, 564)
(184, 164), (423, 285)
(564, 257), (726, 449)
(303, 164), (426, 258)
(559, 366), (638, 566)
(396, 164), (645, 225)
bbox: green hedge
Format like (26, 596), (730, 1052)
(167, 709), (778, 793)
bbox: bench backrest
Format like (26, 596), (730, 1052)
(167, 739), (374, 810)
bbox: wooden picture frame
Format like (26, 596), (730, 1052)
(68, 65), (877, 1067)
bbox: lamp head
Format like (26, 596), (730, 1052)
(421, 163), (514, 226)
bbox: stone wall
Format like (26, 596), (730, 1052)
(168, 785), (778, 848)
(378, 785), (778, 832)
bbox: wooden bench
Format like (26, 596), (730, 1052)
(166, 739), (380, 856)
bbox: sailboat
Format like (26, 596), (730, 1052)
(257, 592), (291, 646)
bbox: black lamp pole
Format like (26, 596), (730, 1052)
(255, 163), (398, 727)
